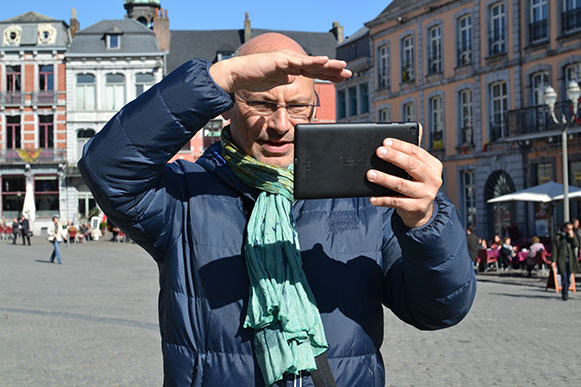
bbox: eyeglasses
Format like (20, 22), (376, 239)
(235, 92), (320, 121)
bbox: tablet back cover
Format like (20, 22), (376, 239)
(294, 122), (419, 199)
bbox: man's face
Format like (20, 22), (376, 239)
(574, 220), (579, 228)
(226, 76), (316, 168)
(566, 225), (574, 233)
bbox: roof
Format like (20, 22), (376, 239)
(366, 0), (428, 26)
(1, 11), (56, 23)
(337, 26), (369, 48)
(0, 12), (70, 50)
(124, 0), (161, 5)
(68, 19), (161, 55)
(167, 28), (338, 73)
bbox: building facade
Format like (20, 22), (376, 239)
(65, 18), (163, 224)
(335, 27), (373, 123)
(365, 0), (581, 241)
(0, 12), (70, 234)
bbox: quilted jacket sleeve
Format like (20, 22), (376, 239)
(78, 60), (233, 261)
(381, 193), (477, 330)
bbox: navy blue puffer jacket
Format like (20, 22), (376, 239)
(79, 60), (476, 387)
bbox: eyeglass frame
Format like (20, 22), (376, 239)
(234, 90), (320, 121)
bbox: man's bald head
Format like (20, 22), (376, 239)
(237, 33), (307, 56)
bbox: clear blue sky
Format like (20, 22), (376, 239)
(3, 0), (392, 39)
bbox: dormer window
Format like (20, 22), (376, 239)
(107, 34), (120, 49)
(3, 25), (22, 46)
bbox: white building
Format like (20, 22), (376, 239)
(65, 18), (163, 224)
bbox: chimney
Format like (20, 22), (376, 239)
(153, 7), (170, 52)
(330, 21), (344, 44)
(244, 12), (251, 43)
(70, 7), (80, 38)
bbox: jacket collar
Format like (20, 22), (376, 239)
(196, 141), (260, 202)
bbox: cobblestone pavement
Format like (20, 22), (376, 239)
(1, 236), (580, 386)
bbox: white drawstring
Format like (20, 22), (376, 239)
(293, 371), (302, 387)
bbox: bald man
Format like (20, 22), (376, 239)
(79, 33), (476, 387)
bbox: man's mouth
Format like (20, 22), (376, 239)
(259, 140), (293, 153)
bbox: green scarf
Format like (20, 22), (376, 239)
(220, 129), (328, 386)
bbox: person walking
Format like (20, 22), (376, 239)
(19, 215), (31, 246)
(11, 217), (19, 245)
(47, 216), (67, 264)
(466, 225), (481, 272)
(552, 222), (580, 300)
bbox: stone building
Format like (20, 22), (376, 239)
(365, 0), (581, 240)
(0, 12), (70, 234)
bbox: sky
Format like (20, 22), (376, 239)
(2, 0), (392, 39)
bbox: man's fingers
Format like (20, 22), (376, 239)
(366, 170), (424, 198)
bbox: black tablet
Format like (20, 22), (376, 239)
(294, 122), (419, 199)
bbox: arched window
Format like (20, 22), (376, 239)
(485, 170), (516, 238)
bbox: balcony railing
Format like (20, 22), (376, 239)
(459, 126), (474, 146)
(401, 60), (415, 83)
(529, 19), (548, 42)
(562, 7), (581, 34)
(489, 35), (506, 56)
(33, 91), (57, 105)
(0, 148), (66, 164)
(457, 47), (472, 66)
(427, 53), (442, 75)
(506, 102), (580, 138)
(0, 92), (24, 105)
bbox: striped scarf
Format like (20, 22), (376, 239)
(221, 129), (328, 386)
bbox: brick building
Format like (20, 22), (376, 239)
(0, 12), (70, 234)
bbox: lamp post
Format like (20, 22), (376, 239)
(544, 81), (581, 223)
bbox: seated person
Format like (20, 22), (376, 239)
(490, 234), (502, 249)
(526, 236), (545, 277)
(499, 237), (515, 269)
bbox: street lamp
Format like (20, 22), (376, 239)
(544, 81), (581, 223)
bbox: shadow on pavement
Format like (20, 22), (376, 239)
(35, 259), (55, 264)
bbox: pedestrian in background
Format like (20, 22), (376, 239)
(466, 225), (481, 272)
(19, 215), (31, 246)
(47, 216), (67, 264)
(11, 217), (19, 245)
(572, 218), (580, 258)
(552, 222), (580, 301)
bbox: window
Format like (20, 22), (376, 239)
(34, 175), (59, 219)
(462, 170), (477, 227)
(534, 163), (553, 184)
(76, 129), (95, 161)
(6, 116), (21, 149)
(377, 44), (389, 89)
(135, 73), (155, 97)
(430, 96), (444, 150)
(401, 36), (415, 83)
(78, 192), (96, 221)
(75, 74), (95, 111)
(458, 15), (472, 65)
(571, 160), (581, 187)
(562, 0), (581, 33)
(202, 119), (223, 150)
(403, 102), (416, 122)
(38, 115), (54, 149)
(6, 65), (21, 103)
(428, 26), (442, 74)
(489, 2), (506, 55)
(529, 0), (548, 42)
(378, 108), (392, 122)
(38, 65), (54, 104)
(565, 63), (581, 87)
(490, 81), (508, 139)
(459, 89), (473, 145)
(105, 73), (125, 111)
(359, 83), (369, 114)
(337, 90), (346, 119)
(107, 34), (120, 49)
(348, 87), (357, 117)
(1, 175), (25, 220)
(531, 71), (549, 106)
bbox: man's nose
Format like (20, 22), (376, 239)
(268, 106), (292, 133)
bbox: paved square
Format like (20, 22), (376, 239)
(1, 236), (579, 386)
